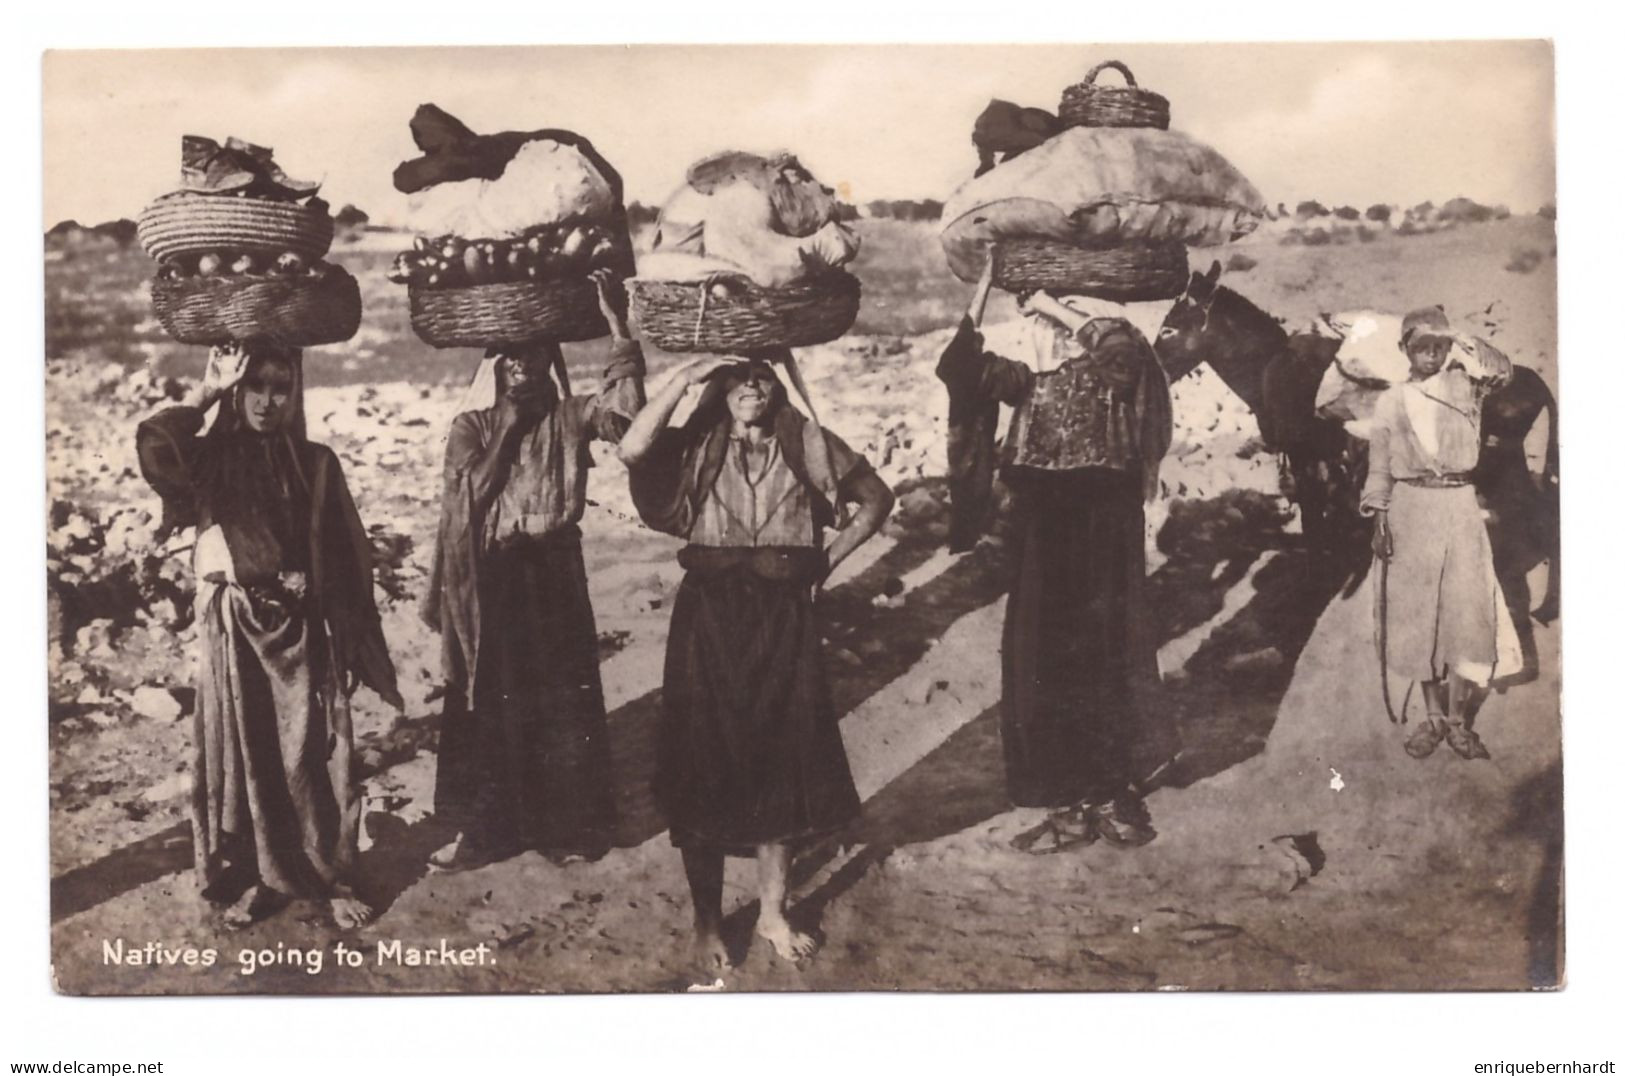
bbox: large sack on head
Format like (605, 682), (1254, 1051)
(939, 126), (1264, 283)
(639, 151), (858, 288)
(406, 137), (617, 240)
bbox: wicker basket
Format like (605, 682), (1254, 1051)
(992, 239), (1189, 302)
(137, 191), (335, 263)
(630, 272), (861, 353)
(151, 266), (361, 347)
(1058, 61), (1171, 131)
(408, 278), (609, 348)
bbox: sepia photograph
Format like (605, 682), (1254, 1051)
(38, 37), (1568, 1004)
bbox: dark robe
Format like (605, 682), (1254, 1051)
(937, 318), (1176, 806)
(628, 399), (869, 853)
(422, 343), (644, 855)
(136, 385), (399, 899)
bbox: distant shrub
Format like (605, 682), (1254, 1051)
(1437, 197), (1496, 224)
(1505, 248), (1544, 274)
(1224, 252), (1258, 272)
(865, 199), (944, 222)
(1295, 200), (1330, 218)
(1396, 219), (1422, 236)
(1365, 204), (1392, 223)
(1538, 203), (1557, 221)
(1333, 205), (1361, 221)
(90, 220), (138, 246)
(1409, 200), (1436, 218)
(334, 204), (370, 230)
(1356, 225), (1379, 243)
(1300, 227), (1333, 247)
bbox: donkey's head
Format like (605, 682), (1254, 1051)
(1154, 260), (1224, 382)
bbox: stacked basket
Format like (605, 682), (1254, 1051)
(137, 148), (360, 347)
(990, 61), (1189, 303)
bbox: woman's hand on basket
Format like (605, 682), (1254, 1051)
(589, 268), (631, 342)
(190, 344), (250, 408)
(678, 356), (737, 388)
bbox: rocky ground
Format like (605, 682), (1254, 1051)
(44, 217), (1561, 994)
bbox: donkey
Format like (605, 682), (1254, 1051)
(1154, 262), (1561, 640)
(1153, 261), (1368, 551)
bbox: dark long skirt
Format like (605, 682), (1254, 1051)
(434, 537), (615, 857)
(193, 580), (353, 900)
(655, 546), (859, 855)
(1000, 467), (1169, 808)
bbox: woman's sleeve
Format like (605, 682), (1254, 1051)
(935, 317), (1033, 405)
(823, 429), (877, 502)
(135, 405), (207, 528)
(626, 425), (701, 537)
(574, 338), (649, 444)
(1360, 392), (1396, 515)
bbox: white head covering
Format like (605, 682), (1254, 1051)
(445, 349), (573, 438)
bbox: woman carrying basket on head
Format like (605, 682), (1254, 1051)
(136, 342), (402, 930)
(423, 270), (646, 871)
(936, 258), (1176, 855)
(1363, 306), (1522, 760)
(617, 350), (893, 975)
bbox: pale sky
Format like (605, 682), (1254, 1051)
(42, 41), (1554, 228)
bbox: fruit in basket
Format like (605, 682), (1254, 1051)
(559, 226), (589, 261)
(230, 254), (257, 275)
(197, 253), (222, 277)
(275, 252), (307, 274)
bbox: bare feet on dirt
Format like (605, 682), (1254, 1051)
(330, 888), (376, 930)
(691, 925), (733, 977)
(221, 885), (279, 930)
(756, 914), (818, 962)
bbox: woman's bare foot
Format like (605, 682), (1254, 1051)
(330, 887), (375, 930)
(221, 885), (279, 930)
(756, 913), (818, 962)
(691, 925), (733, 977)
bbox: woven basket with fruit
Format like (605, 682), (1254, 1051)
(390, 105), (636, 349)
(138, 136), (359, 347)
(391, 223), (623, 347)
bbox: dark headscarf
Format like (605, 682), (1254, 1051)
(628, 361), (842, 539)
(139, 347), (400, 709)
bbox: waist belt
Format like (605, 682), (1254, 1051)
(1398, 474), (1473, 489)
(679, 544), (827, 584)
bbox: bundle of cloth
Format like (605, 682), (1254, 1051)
(637, 151), (859, 289)
(388, 105), (634, 289)
(1313, 310), (1509, 439)
(940, 98), (1266, 283)
(143, 136), (332, 284)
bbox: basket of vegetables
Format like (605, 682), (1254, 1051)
(991, 238), (1188, 302)
(629, 270), (861, 353)
(393, 221), (626, 347)
(1057, 61), (1171, 131)
(137, 190), (335, 264)
(151, 251), (361, 347)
